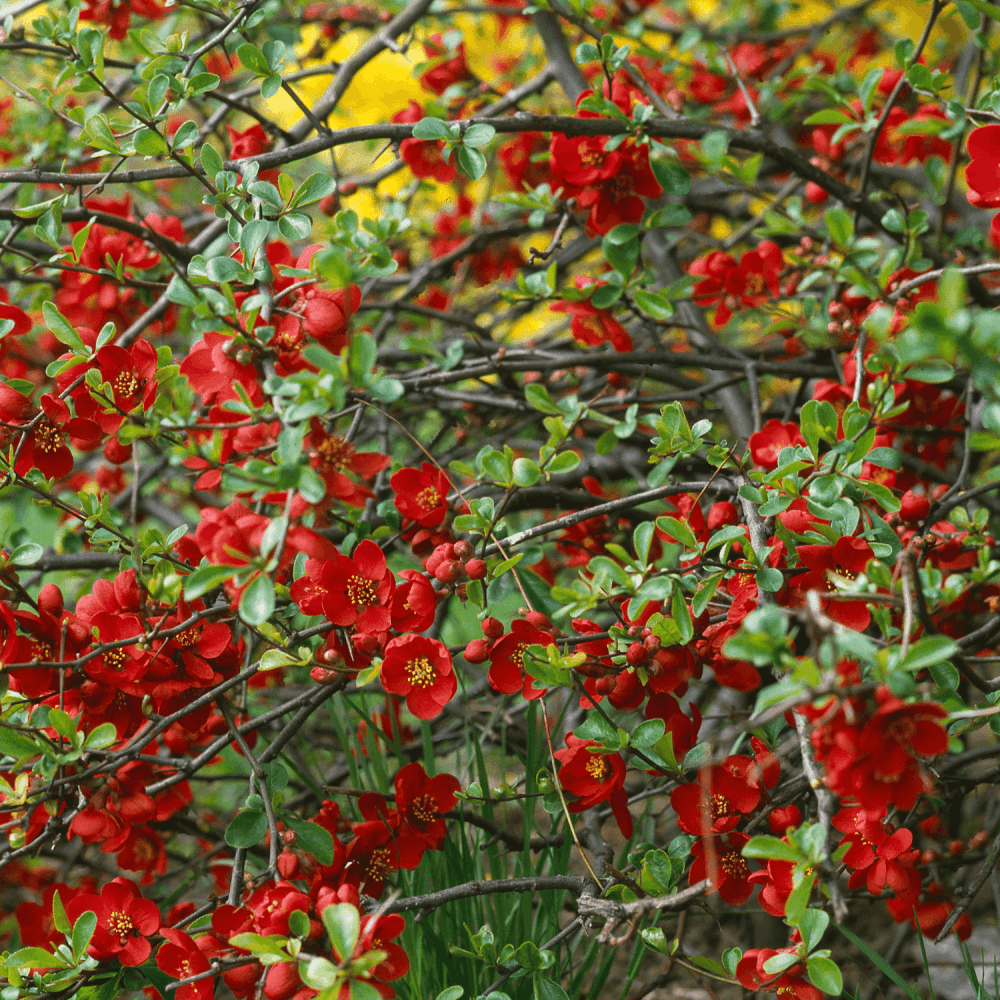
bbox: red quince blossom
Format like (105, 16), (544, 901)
(156, 928), (214, 1000)
(548, 84), (662, 236)
(380, 634), (457, 719)
(393, 100), (457, 183)
(65, 877), (160, 966)
(964, 124), (1000, 208)
(749, 419), (807, 471)
(670, 756), (763, 835)
(555, 731), (633, 838)
(688, 831), (756, 904)
(550, 276), (633, 353)
(737, 948), (822, 1000)
(294, 540), (396, 634)
(794, 536), (874, 631)
(833, 806), (921, 901)
(803, 686), (949, 820)
(393, 762), (460, 848)
(80, 0), (165, 38)
(487, 618), (553, 695)
(391, 462), (453, 527)
(886, 879), (972, 941)
(14, 393), (102, 480)
(419, 34), (473, 95)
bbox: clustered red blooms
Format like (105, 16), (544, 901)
(548, 77), (663, 235)
(1, 10), (997, 1000)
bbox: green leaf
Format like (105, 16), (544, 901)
(43, 301), (87, 354)
(525, 383), (562, 414)
(650, 158), (691, 196)
(0, 727), (40, 759)
(807, 956), (843, 996)
(72, 909), (98, 961)
(283, 816), (335, 865)
(463, 123), (496, 148)
(82, 722), (117, 750)
(456, 145), (488, 181)
(835, 924), (921, 1000)
(655, 516), (699, 550)
(824, 207), (854, 247)
(4, 947), (68, 969)
(411, 117), (453, 140)
(756, 567), (784, 592)
(240, 573), (275, 626)
(742, 835), (805, 862)
(436, 989), (463, 1000)
(225, 809), (267, 848)
(632, 718), (665, 749)
(546, 451), (580, 476)
(512, 457), (541, 487)
(289, 173), (337, 210)
(899, 635), (958, 672)
(184, 560), (238, 600)
(534, 977), (571, 1000)
(322, 902), (360, 961)
(798, 908), (830, 952)
(633, 289), (675, 320)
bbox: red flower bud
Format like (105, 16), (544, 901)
(277, 848), (300, 879)
(464, 639), (490, 663)
(453, 539), (475, 561)
(594, 675), (617, 694)
(433, 559), (465, 583)
(900, 490), (930, 524)
(524, 611), (555, 633)
(338, 180), (358, 195)
(482, 616), (504, 641)
(643, 634), (661, 654)
(465, 558), (487, 579)
(706, 501), (739, 530)
(352, 632), (379, 656)
(319, 194), (339, 216)
(626, 642), (649, 667)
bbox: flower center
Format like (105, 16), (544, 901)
(367, 846), (392, 878)
(406, 656), (436, 688)
(113, 371), (140, 398)
(415, 486), (441, 512)
(410, 793), (438, 824)
(173, 626), (201, 648)
(607, 173), (636, 202)
(315, 434), (353, 471)
(107, 908), (134, 943)
(104, 647), (128, 671)
(586, 756), (610, 781)
(720, 849), (749, 878)
(710, 792), (733, 820)
(744, 273), (766, 296)
(34, 420), (64, 454)
(346, 574), (377, 607)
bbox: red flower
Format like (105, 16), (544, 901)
(886, 879), (972, 941)
(393, 101), (457, 183)
(794, 536), (874, 631)
(14, 394), (102, 480)
(554, 731), (633, 838)
(391, 462), (453, 527)
(748, 419), (807, 471)
(394, 762), (461, 847)
(380, 634), (457, 719)
(487, 618), (553, 694)
(296, 540), (395, 634)
(964, 124), (1000, 208)
(65, 877), (161, 966)
(419, 34), (472, 95)
(723, 240), (783, 311)
(156, 928), (213, 1000)
(688, 831), (755, 905)
(670, 757), (762, 835)
(550, 277), (633, 352)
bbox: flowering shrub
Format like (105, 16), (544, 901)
(1, 4), (1000, 1000)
